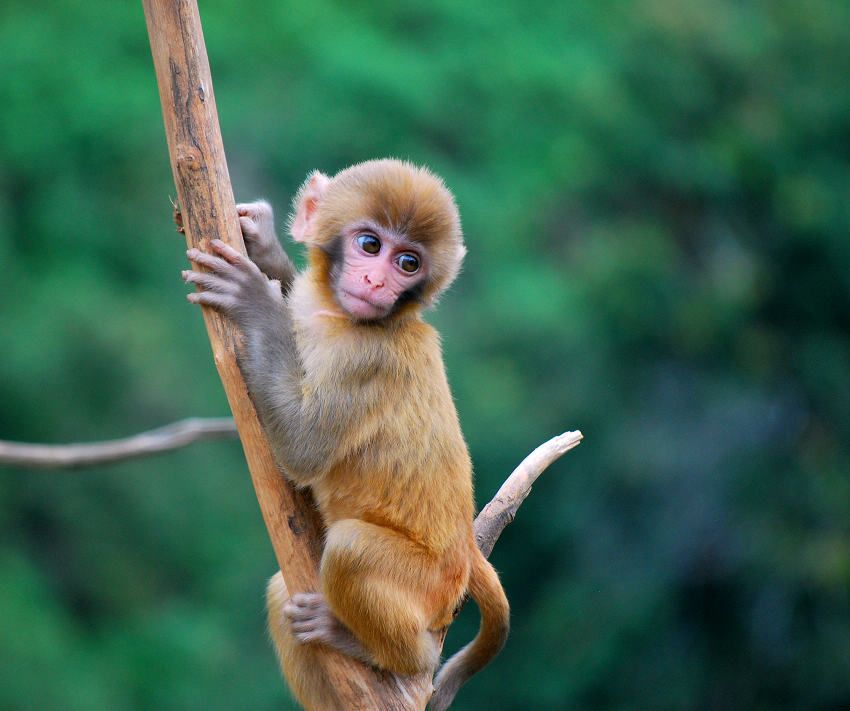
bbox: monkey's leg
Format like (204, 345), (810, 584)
(320, 519), (442, 676)
(266, 572), (341, 711)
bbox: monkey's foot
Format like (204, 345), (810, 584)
(284, 593), (372, 663)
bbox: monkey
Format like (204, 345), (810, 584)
(181, 159), (509, 711)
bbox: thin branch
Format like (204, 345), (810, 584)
(0, 418), (237, 469)
(474, 430), (583, 558)
(473, 430), (583, 557)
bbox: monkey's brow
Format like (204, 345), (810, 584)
(350, 220), (418, 250)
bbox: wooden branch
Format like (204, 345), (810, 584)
(0, 417), (237, 469)
(474, 430), (583, 558)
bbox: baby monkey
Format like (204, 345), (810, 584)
(182, 159), (509, 710)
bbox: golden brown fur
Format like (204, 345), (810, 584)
(183, 159), (508, 710)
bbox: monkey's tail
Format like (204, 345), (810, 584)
(430, 548), (510, 711)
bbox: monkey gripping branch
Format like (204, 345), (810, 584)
(142, 1), (582, 708)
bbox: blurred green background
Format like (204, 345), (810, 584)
(1, 0), (849, 709)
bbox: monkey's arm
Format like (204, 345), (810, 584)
(237, 201), (297, 290)
(182, 240), (354, 483)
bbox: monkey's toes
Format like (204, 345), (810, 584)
(291, 592), (324, 609)
(284, 598), (335, 645)
(284, 593), (324, 620)
(291, 627), (330, 645)
(290, 615), (327, 636)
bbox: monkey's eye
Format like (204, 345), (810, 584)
(397, 253), (420, 274)
(357, 234), (381, 254)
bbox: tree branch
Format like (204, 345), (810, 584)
(0, 418), (237, 469)
(474, 430), (583, 557)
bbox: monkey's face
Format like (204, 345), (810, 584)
(292, 160), (466, 314)
(332, 224), (428, 321)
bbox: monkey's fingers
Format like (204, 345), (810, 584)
(186, 248), (232, 275)
(236, 203), (258, 218)
(239, 216), (261, 240)
(182, 270), (239, 294)
(186, 291), (237, 311)
(236, 200), (272, 220)
(210, 240), (263, 274)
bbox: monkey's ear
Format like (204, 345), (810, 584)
(290, 171), (331, 243)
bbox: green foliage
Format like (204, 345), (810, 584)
(1, 0), (848, 708)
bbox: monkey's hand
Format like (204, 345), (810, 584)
(237, 201), (295, 287)
(182, 239), (285, 332)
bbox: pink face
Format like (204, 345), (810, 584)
(334, 224), (427, 321)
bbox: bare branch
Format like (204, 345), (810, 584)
(0, 418), (237, 469)
(474, 430), (583, 558)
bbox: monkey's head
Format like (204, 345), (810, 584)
(289, 159), (466, 322)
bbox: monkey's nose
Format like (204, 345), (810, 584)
(364, 272), (385, 289)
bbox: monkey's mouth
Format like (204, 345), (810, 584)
(339, 289), (389, 318)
